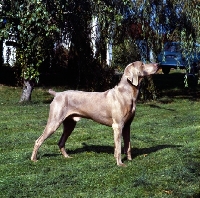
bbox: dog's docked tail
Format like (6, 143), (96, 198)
(48, 89), (56, 96)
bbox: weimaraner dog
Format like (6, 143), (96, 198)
(31, 61), (158, 166)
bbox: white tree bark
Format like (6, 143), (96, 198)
(19, 80), (34, 102)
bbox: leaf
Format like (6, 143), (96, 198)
(17, 25), (21, 30)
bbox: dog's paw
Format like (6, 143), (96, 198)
(31, 159), (38, 162)
(64, 155), (73, 159)
(117, 162), (126, 167)
(127, 156), (132, 161)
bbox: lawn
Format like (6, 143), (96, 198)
(0, 73), (200, 198)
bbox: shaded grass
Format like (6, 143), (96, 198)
(0, 84), (200, 198)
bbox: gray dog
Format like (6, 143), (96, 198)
(31, 61), (158, 166)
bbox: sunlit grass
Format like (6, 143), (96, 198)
(0, 84), (199, 198)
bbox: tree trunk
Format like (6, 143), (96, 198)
(19, 80), (34, 102)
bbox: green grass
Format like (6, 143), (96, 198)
(0, 82), (200, 198)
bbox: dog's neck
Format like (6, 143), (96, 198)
(118, 75), (143, 88)
(116, 76), (143, 100)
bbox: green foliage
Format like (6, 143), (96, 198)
(1, 0), (59, 82)
(112, 39), (140, 69)
(90, 0), (132, 66)
(0, 84), (199, 197)
(136, 0), (200, 51)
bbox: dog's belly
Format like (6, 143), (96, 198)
(71, 112), (113, 127)
(90, 115), (113, 126)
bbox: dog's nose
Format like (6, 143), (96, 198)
(154, 63), (159, 69)
(154, 63), (158, 67)
(153, 63), (159, 72)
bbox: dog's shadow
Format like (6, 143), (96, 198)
(42, 143), (182, 161)
(130, 144), (182, 158)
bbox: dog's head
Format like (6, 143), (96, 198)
(124, 61), (158, 86)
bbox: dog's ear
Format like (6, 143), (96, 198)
(124, 63), (139, 86)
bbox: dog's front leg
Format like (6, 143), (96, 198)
(112, 123), (125, 167)
(122, 124), (132, 161)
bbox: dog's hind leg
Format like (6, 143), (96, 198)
(31, 120), (61, 161)
(58, 118), (77, 158)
